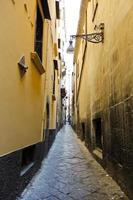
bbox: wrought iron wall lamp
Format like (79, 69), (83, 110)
(67, 23), (104, 53)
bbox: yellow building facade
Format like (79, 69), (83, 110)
(73, 0), (133, 198)
(0, 0), (63, 199)
(0, 0), (44, 156)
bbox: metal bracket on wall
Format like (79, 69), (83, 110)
(67, 23), (104, 53)
(71, 23), (104, 44)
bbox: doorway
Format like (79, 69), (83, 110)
(93, 118), (103, 151)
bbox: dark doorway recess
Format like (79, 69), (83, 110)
(21, 145), (36, 175)
(35, 5), (43, 61)
(81, 122), (85, 140)
(93, 118), (103, 151)
(46, 102), (50, 129)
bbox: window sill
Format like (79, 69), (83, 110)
(31, 52), (45, 75)
(20, 162), (34, 176)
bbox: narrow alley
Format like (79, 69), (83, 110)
(0, 0), (133, 199)
(18, 126), (128, 200)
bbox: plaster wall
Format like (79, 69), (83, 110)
(74, 0), (133, 196)
(0, 1), (45, 156)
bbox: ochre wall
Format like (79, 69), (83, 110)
(74, 0), (133, 196)
(75, 0), (133, 168)
(76, 0), (133, 124)
(0, 1), (45, 156)
(43, 0), (60, 130)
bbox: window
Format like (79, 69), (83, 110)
(35, 5), (43, 61)
(59, 53), (61, 60)
(40, 0), (51, 20)
(53, 60), (58, 96)
(21, 145), (36, 175)
(53, 69), (55, 95)
(53, 60), (58, 70)
(58, 39), (61, 49)
(56, 1), (60, 19)
(81, 122), (85, 141)
(46, 102), (50, 129)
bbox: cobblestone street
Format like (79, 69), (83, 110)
(18, 125), (128, 200)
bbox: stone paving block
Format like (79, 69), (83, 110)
(69, 188), (91, 200)
(43, 195), (59, 200)
(18, 125), (128, 200)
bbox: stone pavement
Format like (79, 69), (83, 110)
(18, 125), (128, 200)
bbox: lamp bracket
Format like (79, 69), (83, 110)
(71, 23), (104, 44)
(71, 32), (103, 43)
